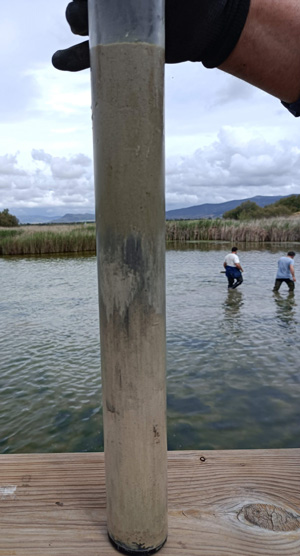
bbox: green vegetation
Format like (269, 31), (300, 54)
(0, 209), (19, 227)
(1, 217), (300, 256)
(166, 217), (300, 243)
(0, 224), (96, 256)
(0, 229), (22, 239)
(223, 195), (300, 220)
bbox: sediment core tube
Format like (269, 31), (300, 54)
(88, 1), (167, 553)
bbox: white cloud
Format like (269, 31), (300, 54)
(165, 128), (300, 209)
(2, 125), (300, 215)
(35, 150), (92, 180)
(0, 150), (94, 212)
(0, 154), (26, 175)
(1, 0), (300, 218)
(32, 149), (52, 164)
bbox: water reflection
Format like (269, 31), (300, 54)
(223, 289), (244, 318)
(273, 291), (297, 327)
(165, 241), (300, 254)
(2, 247), (300, 453)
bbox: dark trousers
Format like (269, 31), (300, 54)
(273, 278), (295, 292)
(226, 267), (243, 289)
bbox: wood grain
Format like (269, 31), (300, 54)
(0, 450), (299, 555)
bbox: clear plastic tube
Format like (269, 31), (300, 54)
(88, 1), (167, 554)
(89, 0), (164, 47)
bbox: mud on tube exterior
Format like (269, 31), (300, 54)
(88, 0), (167, 553)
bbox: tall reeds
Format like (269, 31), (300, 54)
(165, 217), (300, 243)
(0, 225), (96, 256)
(1, 217), (300, 256)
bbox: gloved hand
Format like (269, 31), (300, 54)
(52, 0), (250, 71)
(52, 0), (90, 71)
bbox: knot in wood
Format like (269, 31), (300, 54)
(239, 503), (300, 532)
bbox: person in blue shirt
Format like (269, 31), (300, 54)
(273, 251), (296, 292)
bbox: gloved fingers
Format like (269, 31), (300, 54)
(66, 0), (88, 36)
(52, 41), (90, 71)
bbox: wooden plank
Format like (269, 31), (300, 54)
(0, 450), (299, 555)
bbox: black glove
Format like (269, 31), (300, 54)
(52, 0), (90, 72)
(52, 0), (250, 72)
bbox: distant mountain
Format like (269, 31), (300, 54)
(13, 195), (298, 224)
(12, 208), (95, 224)
(165, 195), (292, 220)
(50, 213), (95, 223)
(17, 214), (56, 224)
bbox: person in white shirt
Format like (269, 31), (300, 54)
(223, 247), (244, 289)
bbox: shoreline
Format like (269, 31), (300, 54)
(1, 217), (300, 255)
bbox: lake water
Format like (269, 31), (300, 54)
(1, 243), (299, 453)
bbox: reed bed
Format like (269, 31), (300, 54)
(1, 217), (300, 255)
(0, 224), (96, 256)
(165, 217), (300, 243)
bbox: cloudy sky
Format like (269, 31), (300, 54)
(1, 0), (300, 221)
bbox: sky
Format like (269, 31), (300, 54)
(1, 1), (300, 221)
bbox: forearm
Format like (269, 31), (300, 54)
(54, 0), (300, 107)
(166, 0), (250, 66)
(54, 0), (251, 71)
(219, 0), (300, 103)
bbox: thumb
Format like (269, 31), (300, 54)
(52, 41), (90, 71)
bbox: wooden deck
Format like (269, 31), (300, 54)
(0, 449), (299, 555)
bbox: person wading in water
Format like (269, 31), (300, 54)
(273, 251), (296, 292)
(223, 247), (244, 289)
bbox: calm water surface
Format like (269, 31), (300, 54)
(1, 244), (299, 453)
